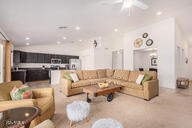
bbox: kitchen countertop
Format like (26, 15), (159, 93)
(12, 70), (27, 72)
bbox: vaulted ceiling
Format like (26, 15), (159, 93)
(0, 0), (192, 46)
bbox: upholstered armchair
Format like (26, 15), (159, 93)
(0, 81), (55, 128)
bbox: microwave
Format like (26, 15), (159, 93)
(51, 59), (61, 64)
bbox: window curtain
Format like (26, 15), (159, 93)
(0, 40), (4, 83)
(5, 40), (11, 82)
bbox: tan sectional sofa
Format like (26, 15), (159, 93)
(59, 69), (159, 100)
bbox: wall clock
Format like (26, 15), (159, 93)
(146, 39), (153, 46)
(143, 33), (148, 38)
(134, 38), (143, 48)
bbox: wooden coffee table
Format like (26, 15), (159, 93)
(83, 83), (121, 103)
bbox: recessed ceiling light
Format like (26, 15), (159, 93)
(57, 41), (61, 45)
(26, 43), (30, 46)
(114, 29), (118, 32)
(25, 37), (30, 40)
(75, 26), (80, 30)
(79, 39), (82, 42)
(63, 36), (67, 40)
(156, 11), (162, 16)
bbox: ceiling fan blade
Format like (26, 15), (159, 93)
(133, 0), (148, 9)
(100, 0), (123, 6)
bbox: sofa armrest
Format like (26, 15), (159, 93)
(59, 78), (72, 96)
(143, 80), (159, 100)
(32, 88), (54, 99)
(0, 99), (37, 111)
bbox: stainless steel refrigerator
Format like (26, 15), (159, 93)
(69, 59), (81, 70)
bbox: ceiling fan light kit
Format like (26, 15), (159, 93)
(102, 0), (148, 16)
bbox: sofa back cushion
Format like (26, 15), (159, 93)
(128, 71), (157, 82)
(106, 69), (114, 78)
(97, 69), (107, 78)
(0, 81), (23, 101)
(83, 70), (98, 80)
(60, 70), (73, 78)
(73, 70), (83, 80)
(113, 70), (130, 81)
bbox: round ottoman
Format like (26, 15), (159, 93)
(66, 101), (90, 127)
(92, 118), (124, 128)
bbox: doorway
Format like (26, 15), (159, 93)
(112, 50), (124, 69)
(133, 48), (158, 72)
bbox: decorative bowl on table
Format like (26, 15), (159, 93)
(98, 83), (109, 89)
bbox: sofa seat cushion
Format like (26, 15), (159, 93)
(106, 78), (125, 86)
(97, 69), (107, 78)
(71, 80), (91, 88)
(88, 79), (106, 85)
(36, 96), (54, 115)
(113, 70), (130, 81)
(121, 82), (143, 90)
(83, 70), (98, 80)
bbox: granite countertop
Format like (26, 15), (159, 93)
(12, 70), (27, 72)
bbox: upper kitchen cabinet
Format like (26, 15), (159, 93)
(20, 51), (27, 63)
(13, 50), (79, 64)
(44, 54), (51, 63)
(37, 53), (45, 63)
(26, 53), (37, 63)
(13, 50), (21, 63)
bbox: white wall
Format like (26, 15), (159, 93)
(80, 37), (112, 70)
(124, 18), (176, 89)
(14, 43), (83, 55)
(188, 45), (192, 80)
(175, 22), (189, 79)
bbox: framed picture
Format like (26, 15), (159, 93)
(143, 33), (148, 38)
(134, 38), (143, 48)
(151, 57), (157, 66)
(146, 39), (153, 46)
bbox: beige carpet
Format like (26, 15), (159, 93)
(29, 81), (192, 128)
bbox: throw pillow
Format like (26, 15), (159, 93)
(10, 86), (23, 100)
(19, 85), (33, 99)
(64, 73), (73, 81)
(141, 74), (152, 85)
(70, 73), (79, 82)
(10, 85), (33, 100)
(136, 74), (145, 85)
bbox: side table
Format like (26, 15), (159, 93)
(177, 78), (189, 89)
(0, 106), (40, 128)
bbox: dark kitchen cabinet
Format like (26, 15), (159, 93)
(20, 52), (27, 63)
(37, 53), (45, 63)
(26, 69), (49, 82)
(13, 50), (21, 63)
(11, 71), (26, 83)
(25, 53), (37, 63)
(13, 50), (79, 64)
(61, 55), (67, 63)
(44, 54), (51, 63)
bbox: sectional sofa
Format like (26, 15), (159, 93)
(59, 69), (159, 100)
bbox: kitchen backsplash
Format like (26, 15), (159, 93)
(14, 63), (68, 68)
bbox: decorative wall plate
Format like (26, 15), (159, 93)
(134, 38), (143, 48)
(143, 33), (148, 38)
(146, 39), (153, 46)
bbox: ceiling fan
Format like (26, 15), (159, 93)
(101, 0), (148, 15)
